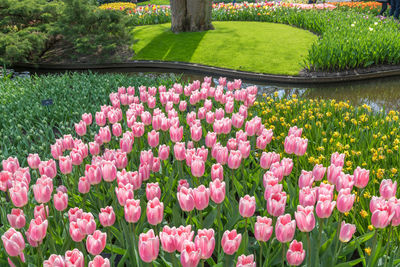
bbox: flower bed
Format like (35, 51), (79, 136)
(1, 75), (400, 266)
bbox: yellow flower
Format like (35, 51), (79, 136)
(360, 210), (368, 218)
(365, 247), (371, 256)
(364, 191), (371, 199)
(368, 225), (374, 231)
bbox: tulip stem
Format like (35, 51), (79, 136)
(37, 244), (43, 266)
(306, 232), (311, 267)
(258, 241), (263, 267)
(170, 252), (178, 267)
(384, 226), (393, 267)
(132, 223), (140, 267)
(199, 210), (203, 228)
(108, 228), (114, 265)
(281, 243), (286, 267)
(333, 242), (343, 264)
(316, 218), (324, 265)
(217, 204), (222, 257)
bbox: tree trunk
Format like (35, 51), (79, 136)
(170, 0), (214, 33)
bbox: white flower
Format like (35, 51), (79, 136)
(374, 22), (378, 25)
(351, 24), (355, 27)
(369, 27), (374, 31)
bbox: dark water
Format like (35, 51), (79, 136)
(12, 67), (400, 111)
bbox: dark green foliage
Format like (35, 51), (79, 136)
(0, 0), (62, 64)
(55, 0), (134, 57)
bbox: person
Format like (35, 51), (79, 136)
(389, 0), (400, 19)
(379, 0), (390, 16)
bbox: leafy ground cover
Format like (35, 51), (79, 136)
(0, 72), (181, 165)
(1, 73), (400, 266)
(132, 21), (317, 75)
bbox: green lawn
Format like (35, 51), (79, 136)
(136, 0), (170, 6)
(132, 21), (317, 75)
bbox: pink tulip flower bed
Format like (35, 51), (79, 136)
(1, 77), (399, 266)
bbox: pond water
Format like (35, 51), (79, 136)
(12, 68), (400, 111)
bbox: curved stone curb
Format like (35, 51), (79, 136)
(13, 61), (400, 84)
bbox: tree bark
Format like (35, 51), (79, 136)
(170, 0), (214, 33)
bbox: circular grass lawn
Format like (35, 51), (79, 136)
(132, 21), (317, 76)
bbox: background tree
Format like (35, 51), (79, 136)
(170, 0), (214, 33)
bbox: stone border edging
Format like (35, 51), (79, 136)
(13, 61), (400, 84)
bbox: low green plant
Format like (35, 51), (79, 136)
(0, 72), (182, 164)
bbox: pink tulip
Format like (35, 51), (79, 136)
(228, 150), (242, 169)
(288, 126), (302, 137)
(175, 225), (195, 252)
(181, 240), (201, 267)
(27, 216), (48, 243)
(65, 248), (84, 267)
(34, 204), (49, 220)
(331, 152), (345, 167)
(39, 160), (57, 179)
(58, 156), (72, 175)
(158, 144), (170, 160)
(44, 254), (66, 267)
(337, 188), (355, 213)
(238, 140), (250, 159)
(77, 212), (96, 235)
(286, 240), (305, 266)
(205, 132), (217, 148)
(0, 171), (11, 192)
(254, 216), (273, 242)
(75, 120), (87, 136)
(179, 101), (187, 111)
(316, 200), (336, 218)
(1, 228), (25, 257)
(170, 125), (183, 143)
(99, 126), (111, 143)
(112, 123), (122, 137)
(68, 207), (83, 223)
(294, 137), (308, 156)
(99, 206), (115, 227)
(221, 229), (242, 255)
(298, 170), (314, 189)
(190, 124), (202, 142)
(101, 161), (117, 182)
(353, 167), (369, 189)
(260, 152), (280, 170)
(148, 130), (159, 148)
(237, 254), (256, 267)
(27, 154), (41, 169)
(178, 187), (195, 212)
(227, 138), (238, 151)
(239, 195), (256, 218)
(389, 198), (400, 226)
(206, 111), (215, 124)
(336, 173), (354, 192)
(33, 176), (53, 204)
(256, 134), (269, 150)
(85, 164), (102, 185)
(147, 197), (164, 225)
(275, 214), (296, 243)
(78, 176), (91, 194)
(215, 145), (229, 165)
(211, 163), (224, 181)
(371, 201), (394, 229)
(284, 135), (296, 154)
(54, 191), (68, 211)
(86, 230), (107, 255)
(327, 164), (342, 185)
(160, 226), (177, 253)
(339, 221), (356, 242)
(267, 191), (287, 217)
(146, 183), (161, 201)
(380, 179), (397, 200)
(270, 162), (284, 182)
(295, 205), (315, 232)
(114, 183), (133, 206)
(123, 198), (141, 223)
(139, 229), (159, 263)
(89, 142), (101, 155)
(193, 185), (210, 211)
(7, 209), (26, 229)
(177, 179), (190, 192)
(318, 183), (334, 201)
(9, 183), (28, 207)
(312, 164), (326, 181)
(69, 221), (86, 242)
(88, 255), (110, 267)
(82, 113), (92, 125)
(191, 156), (205, 178)
(95, 112), (106, 126)
(174, 142), (186, 161)
(2, 157), (19, 173)
(209, 179), (226, 204)
(299, 186), (317, 207)
(195, 229), (215, 259)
